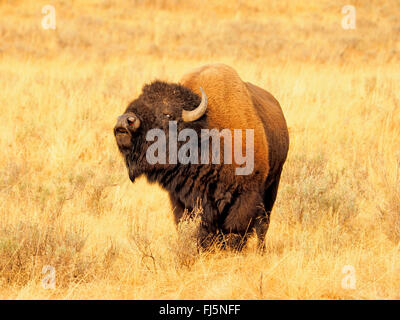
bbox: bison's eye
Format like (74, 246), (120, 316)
(162, 109), (172, 119)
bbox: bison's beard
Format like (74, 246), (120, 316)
(118, 134), (148, 184)
(124, 151), (140, 183)
(128, 163), (136, 183)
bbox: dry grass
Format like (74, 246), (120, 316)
(0, 0), (399, 299)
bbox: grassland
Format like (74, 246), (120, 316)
(0, 0), (399, 299)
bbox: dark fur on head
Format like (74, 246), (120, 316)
(117, 81), (207, 181)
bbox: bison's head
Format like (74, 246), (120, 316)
(114, 81), (207, 182)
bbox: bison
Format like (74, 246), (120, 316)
(114, 63), (289, 251)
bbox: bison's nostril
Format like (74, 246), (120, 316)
(127, 117), (136, 125)
(115, 113), (140, 133)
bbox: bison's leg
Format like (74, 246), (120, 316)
(198, 223), (219, 250)
(222, 191), (265, 251)
(223, 232), (248, 251)
(170, 195), (218, 251)
(199, 229), (248, 252)
(197, 201), (223, 250)
(263, 177), (281, 214)
(254, 214), (269, 253)
(168, 194), (186, 225)
(257, 173), (282, 252)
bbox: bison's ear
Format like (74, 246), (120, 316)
(182, 87), (207, 122)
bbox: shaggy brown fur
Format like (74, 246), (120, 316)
(114, 64), (289, 251)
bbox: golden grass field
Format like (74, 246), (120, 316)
(0, 0), (399, 299)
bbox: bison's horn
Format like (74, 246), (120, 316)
(182, 87), (207, 122)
